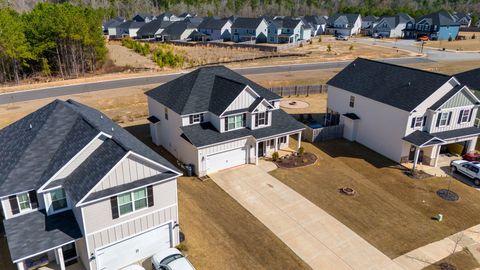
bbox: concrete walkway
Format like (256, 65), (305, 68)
(394, 224), (480, 269)
(210, 164), (404, 270)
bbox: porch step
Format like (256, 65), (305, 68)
(198, 175), (211, 182)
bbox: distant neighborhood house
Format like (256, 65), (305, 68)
(325, 13), (362, 36)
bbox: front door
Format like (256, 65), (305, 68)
(62, 242), (77, 266)
(258, 141), (265, 157)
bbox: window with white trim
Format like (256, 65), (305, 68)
(227, 114), (245, 130)
(439, 112), (449, 126)
(257, 112), (266, 126)
(118, 188), (147, 216)
(50, 188), (68, 212)
(279, 136), (287, 144)
(17, 192), (31, 211)
(414, 117), (423, 128)
(189, 113), (203, 124)
(460, 109), (470, 123)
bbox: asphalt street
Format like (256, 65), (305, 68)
(0, 57), (431, 105)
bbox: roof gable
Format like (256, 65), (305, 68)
(435, 86), (479, 110)
(327, 58), (453, 112)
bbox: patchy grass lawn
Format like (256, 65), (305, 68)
(270, 139), (480, 259)
(423, 248), (480, 270)
(126, 124), (311, 270)
(422, 38), (480, 51)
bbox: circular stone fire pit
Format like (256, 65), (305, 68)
(437, 189), (459, 202)
(280, 100), (309, 109)
(340, 187), (356, 196)
(439, 262), (457, 270)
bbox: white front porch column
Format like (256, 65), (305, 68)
(274, 137), (278, 152)
(467, 139), (477, 153)
(255, 141), (259, 165)
(55, 247), (66, 270)
(412, 147), (421, 172)
(16, 262), (25, 270)
(434, 145), (442, 167)
(297, 132), (302, 150)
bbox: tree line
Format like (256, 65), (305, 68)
(0, 3), (107, 84)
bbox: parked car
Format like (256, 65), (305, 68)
(372, 33), (384, 39)
(417, 35), (429, 41)
(152, 248), (196, 270)
(122, 265), (146, 270)
(335, 35), (349, 41)
(451, 160), (480, 185)
(463, 152), (480, 162)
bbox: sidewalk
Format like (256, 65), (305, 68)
(394, 224), (480, 269)
(210, 163), (404, 270)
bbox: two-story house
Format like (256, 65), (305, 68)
(452, 12), (472, 27)
(0, 99), (182, 270)
(231, 17), (269, 43)
(373, 13), (414, 38)
(326, 58), (480, 170)
(403, 11), (460, 40)
(456, 67), (480, 118)
(267, 18), (305, 43)
(361, 15), (378, 35)
(145, 66), (304, 176)
(112, 20), (146, 38)
(132, 13), (156, 23)
(197, 18), (232, 41)
(136, 20), (173, 40)
(303, 15), (327, 36)
(325, 13), (362, 36)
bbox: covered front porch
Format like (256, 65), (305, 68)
(255, 131), (302, 164)
(3, 210), (83, 270)
(402, 127), (480, 173)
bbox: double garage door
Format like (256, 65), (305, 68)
(96, 223), (172, 270)
(206, 147), (247, 174)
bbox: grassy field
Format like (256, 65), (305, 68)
(271, 139), (480, 258)
(126, 124), (311, 270)
(423, 248), (480, 270)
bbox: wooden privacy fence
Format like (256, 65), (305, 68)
(268, 84), (328, 96)
(304, 124), (344, 142)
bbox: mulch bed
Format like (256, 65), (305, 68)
(403, 169), (433, 179)
(275, 152), (317, 168)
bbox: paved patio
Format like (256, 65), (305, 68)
(210, 163), (404, 270)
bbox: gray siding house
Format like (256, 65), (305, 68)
(231, 17), (269, 43)
(267, 18), (305, 43)
(197, 18), (232, 41)
(373, 13), (414, 38)
(325, 13), (362, 36)
(0, 100), (181, 270)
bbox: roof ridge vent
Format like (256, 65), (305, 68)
(29, 124), (32, 129)
(408, 81), (411, 86)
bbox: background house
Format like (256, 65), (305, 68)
(303, 15), (327, 36)
(112, 20), (145, 38)
(197, 18), (232, 41)
(325, 13), (362, 36)
(231, 17), (269, 43)
(132, 13), (156, 23)
(136, 20), (173, 40)
(159, 21), (196, 41)
(267, 18), (305, 43)
(404, 11), (460, 40)
(373, 13), (414, 38)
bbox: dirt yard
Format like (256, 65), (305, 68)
(271, 139), (480, 258)
(126, 124), (311, 270)
(406, 60), (480, 75)
(423, 248), (480, 270)
(422, 38), (480, 51)
(107, 43), (158, 69)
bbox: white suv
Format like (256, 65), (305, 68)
(451, 160), (480, 185)
(152, 248), (196, 270)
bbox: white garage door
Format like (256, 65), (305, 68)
(206, 148), (247, 174)
(96, 223), (172, 270)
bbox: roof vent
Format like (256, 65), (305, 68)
(408, 82), (411, 86)
(353, 63), (356, 67)
(29, 124), (32, 129)
(111, 127), (114, 132)
(100, 115), (104, 119)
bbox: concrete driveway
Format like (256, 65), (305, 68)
(210, 163), (404, 270)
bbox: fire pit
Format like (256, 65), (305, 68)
(289, 101), (297, 105)
(340, 187), (356, 196)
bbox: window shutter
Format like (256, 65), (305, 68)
(447, 112), (452, 125)
(224, 118), (228, 131)
(29, 190), (38, 209)
(436, 114), (441, 127)
(411, 118), (415, 128)
(242, 114), (246, 127)
(422, 116), (427, 127)
(458, 110), (464, 124)
(9, 195), (19, 215)
(265, 112), (269, 125)
(255, 114), (259, 127)
(189, 115), (193, 124)
(147, 185), (154, 207)
(110, 196), (119, 219)
(469, 109), (473, 122)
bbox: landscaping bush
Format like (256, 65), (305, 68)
(272, 152), (279, 161)
(176, 243), (188, 251)
(121, 38), (151, 56)
(472, 34), (476, 39)
(326, 44), (332, 52)
(448, 36), (453, 42)
(349, 45), (354, 51)
(152, 46), (184, 68)
(298, 146), (305, 156)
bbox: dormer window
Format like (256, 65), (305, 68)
(17, 192), (31, 212)
(225, 114), (246, 131)
(189, 113), (204, 124)
(50, 188), (68, 212)
(255, 112), (269, 127)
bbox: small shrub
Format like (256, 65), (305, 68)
(299, 43), (304, 47)
(302, 158), (308, 163)
(272, 152), (279, 161)
(318, 36), (322, 42)
(298, 146), (305, 156)
(309, 39), (313, 45)
(349, 45), (354, 51)
(326, 44), (332, 52)
(176, 243), (188, 251)
(472, 34), (476, 39)
(448, 36), (453, 42)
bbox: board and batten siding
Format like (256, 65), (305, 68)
(92, 155), (165, 193)
(225, 88), (256, 112)
(439, 89), (477, 110)
(83, 178), (177, 234)
(429, 106), (477, 133)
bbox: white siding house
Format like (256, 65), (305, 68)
(327, 58), (480, 169)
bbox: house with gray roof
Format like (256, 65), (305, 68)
(231, 17), (269, 43)
(158, 21), (196, 41)
(325, 13), (362, 36)
(0, 99), (182, 270)
(110, 20), (145, 38)
(102, 16), (125, 34)
(145, 66), (304, 176)
(197, 18), (232, 41)
(267, 17), (312, 43)
(132, 13), (156, 23)
(404, 11), (460, 40)
(327, 58), (480, 171)
(303, 15), (327, 36)
(136, 20), (173, 40)
(452, 12), (472, 27)
(372, 13), (414, 38)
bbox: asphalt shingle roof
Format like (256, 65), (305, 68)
(417, 11), (460, 26)
(145, 66), (281, 115)
(198, 18), (230, 30)
(0, 99), (178, 198)
(231, 17), (265, 29)
(4, 210), (82, 262)
(455, 68), (480, 90)
(118, 20), (145, 29)
(180, 110), (304, 147)
(303, 15), (327, 25)
(404, 127), (480, 146)
(327, 13), (360, 26)
(162, 21), (195, 36)
(327, 58), (454, 112)
(137, 20), (173, 37)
